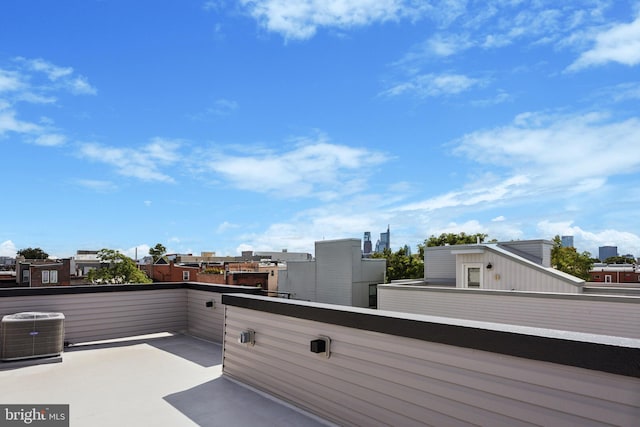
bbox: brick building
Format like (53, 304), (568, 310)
(141, 260), (268, 290)
(589, 264), (640, 284)
(16, 258), (72, 287)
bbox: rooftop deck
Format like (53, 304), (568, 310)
(0, 333), (329, 427)
(1, 283), (638, 426)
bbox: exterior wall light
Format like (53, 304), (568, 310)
(486, 262), (493, 270)
(205, 300), (215, 308)
(310, 336), (331, 358)
(239, 329), (255, 346)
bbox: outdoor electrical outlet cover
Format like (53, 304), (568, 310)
(310, 336), (331, 358)
(239, 329), (255, 346)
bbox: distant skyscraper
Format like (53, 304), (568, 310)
(363, 232), (372, 256)
(561, 236), (574, 248)
(375, 225), (390, 254)
(599, 246), (618, 261)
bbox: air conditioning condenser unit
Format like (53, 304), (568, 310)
(1, 312), (65, 361)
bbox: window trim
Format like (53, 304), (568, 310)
(462, 263), (483, 288)
(42, 270), (50, 284)
(182, 271), (190, 281)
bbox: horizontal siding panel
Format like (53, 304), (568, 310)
(1, 289), (187, 343)
(378, 287), (640, 338)
(186, 289), (224, 342)
(225, 305), (638, 406)
(225, 353), (471, 427)
(224, 306), (640, 427)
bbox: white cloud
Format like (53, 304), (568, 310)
(0, 58), (96, 145)
(423, 33), (473, 57)
(189, 98), (238, 120)
(32, 133), (66, 146)
(75, 179), (117, 192)
(207, 133), (387, 199)
(217, 221), (240, 233)
(437, 220), (488, 236)
(397, 175), (530, 212)
(0, 70), (25, 92)
(568, 15), (640, 71)
(236, 243), (255, 255)
(19, 58), (73, 81)
(121, 244), (151, 260)
(389, 2), (612, 77)
(11, 57), (97, 96)
(471, 90), (512, 107)
(68, 76), (97, 95)
(239, 0), (430, 40)
(606, 82), (640, 102)
(0, 240), (17, 257)
(383, 72), (485, 98)
(537, 221), (640, 257)
(453, 112), (640, 188)
(79, 137), (182, 183)
(203, 0), (225, 12)
(492, 215), (505, 222)
(0, 106), (42, 135)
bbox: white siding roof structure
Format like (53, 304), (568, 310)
(425, 241), (584, 293)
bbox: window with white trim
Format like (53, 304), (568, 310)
(183, 271), (190, 280)
(42, 270), (50, 284)
(50, 270), (58, 284)
(462, 263), (483, 288)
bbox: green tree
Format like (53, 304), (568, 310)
(372, 246), (424, 282)
(550, 236), (593, 280)
(17, 247), (49, 259)
(603, 255), (635, 264)
(88, 248), (152, 284)
(425, 232), (488, 247)
(149, 243), (167, 262)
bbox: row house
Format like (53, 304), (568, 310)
(589, 264), (640, 284)
(15, 258), (71, 287)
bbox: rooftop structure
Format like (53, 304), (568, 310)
(278, 238), (386, 307)
(422, 240), (583, 293)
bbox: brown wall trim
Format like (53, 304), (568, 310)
(222, 293), (640, 378)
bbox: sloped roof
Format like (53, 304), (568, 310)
(483, 243), (584, 287)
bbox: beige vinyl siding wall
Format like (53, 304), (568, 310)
(352, 259), (386, 308)
(186, 289), (225, 342)
(0, 289), (187, 343)
(424, 246), (456, 284)
(281, 261), (317, 301)
(315, 240), (356, 305)
(457, 252), (581, 293)
(499, 240), (552, 266)
(378, 286), (640, 338)
(223, 303), (640, 426)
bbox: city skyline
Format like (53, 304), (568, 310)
(1, 1), (639, 259)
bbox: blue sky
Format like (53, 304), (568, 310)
(1, 0), (639, 259)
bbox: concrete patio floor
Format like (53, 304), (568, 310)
(0, 333), (330, 426)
